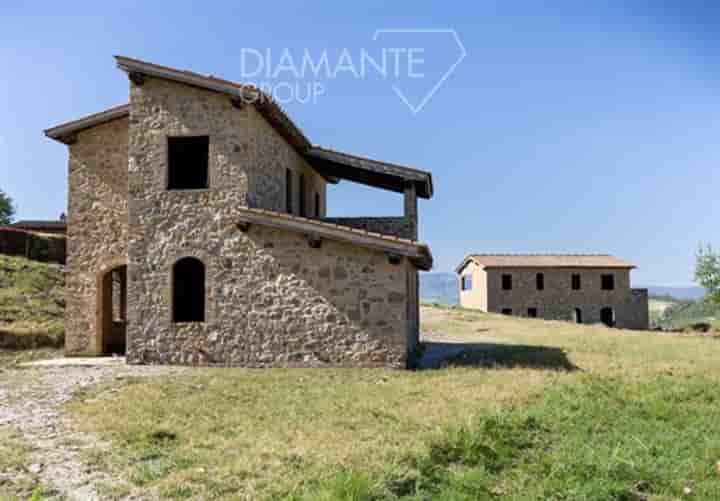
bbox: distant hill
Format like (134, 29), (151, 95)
(420, 272), (706, 306)
(643, 286), (705, 301)
(420, 272), (459, 305)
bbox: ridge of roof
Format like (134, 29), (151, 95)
(236, 207), (433, 271)
(114, 55), (312, 151)
(455, 253), (636, 273)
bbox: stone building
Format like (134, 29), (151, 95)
(45, 56), (433, 368)
(456, 254), (648, 329)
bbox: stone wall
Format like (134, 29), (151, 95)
(322, 217), (415, 239)
(65, 117), (129, 355)
(126, 77), (411, 367)
(0, 228), (66, 264)
(461, 267), (648, 330)
(126, 223), (411, 367)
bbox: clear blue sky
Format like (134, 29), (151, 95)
(2, 1), (718, 286)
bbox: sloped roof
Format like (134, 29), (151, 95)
(456, 254), (635, 273)
(236, 208), (433, 271)
(304, 147), (433, 198)
(44, 56), (433, 198)
(44, 104), (130, 142)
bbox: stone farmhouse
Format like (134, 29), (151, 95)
(45, 56), (433, 368)
(456, 254), (648, 329)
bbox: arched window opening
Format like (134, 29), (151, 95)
(173, 257), (205, 323)
(574, 308), (583, 324)
(600, 307), (615, 328)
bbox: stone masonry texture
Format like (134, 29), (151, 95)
(459, 265), (649, 330)
(63, 76), (419, 368)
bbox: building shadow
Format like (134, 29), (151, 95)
(417, 341), (579, 371)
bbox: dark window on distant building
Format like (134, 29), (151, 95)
(461, 275), (473, 291)
(501, 308), (512, 315)
(574, 308), (583, 324)
(572, 274), (581, 290)
(314, 192), (321, 218)
(502, 274), (512, 290)
(601, 274), (615, 290)
(527, 307), (538, 318)
(167, 136), (209, 190)
(600, 307), (615, 327)
(536, 273), (544, 291)
(285, 169), (293, 214)
(172, 257), (205, 323)
(299, 174), (306, 217)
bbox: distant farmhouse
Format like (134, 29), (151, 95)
(44, 56), (433, 368)
(456, 254), (648, 329)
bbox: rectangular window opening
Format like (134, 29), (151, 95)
(572, 274), (581, 290)
(286, 169), (293, 214)
(299, 174), (306, 217)
(501, 308), (512, 316)
(461, 275), (473, 291)
(601, 274), (615, 290)
(314, 192), (321, 218)
(536, 273), (544, 291)
(527, 307), (538, 318)
(167, 136), (209, 190)
(502, 274), (512, 291)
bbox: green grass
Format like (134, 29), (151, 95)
(67, 306), (720, 500)
(0, 254), (64, 347)
(0, 427), (58, 500)
(291, 375), (720, 500)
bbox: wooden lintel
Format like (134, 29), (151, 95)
(387, 252), (402, 265)
(129, 71), (146, 86)
(236, 221), (251, 233)
(306, 234), (322, 248)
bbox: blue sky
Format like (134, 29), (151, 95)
(1, 1), (718, 286)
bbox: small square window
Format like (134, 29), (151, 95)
(501, 308), (512, 316)
(527, 307), (538, 318)
(461, 275), (473, 291)
(601, 274), (615, 290)
(167, 136), (209, 190)
(502, 274), (512, 290)
(572, 274), (581, 290)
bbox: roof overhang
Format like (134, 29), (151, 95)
(236, 207), (433, 270)
(45, 57), (434, 196)
(304, 147), (433, 199)
(114, 56), (312, 151)
(44, 104), (130, 144)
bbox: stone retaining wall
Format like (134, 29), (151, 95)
(0, 228), (66, 264)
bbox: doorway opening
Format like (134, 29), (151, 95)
(99, 264), (127, 355)
(600, 307), (615, 328)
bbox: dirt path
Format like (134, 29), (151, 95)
(0, 359), (183, 500)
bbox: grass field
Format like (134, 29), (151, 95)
(0, 255), (64, 347)
(65, 305), (720, 500)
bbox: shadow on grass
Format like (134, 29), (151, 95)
(417, 342), (579, 371)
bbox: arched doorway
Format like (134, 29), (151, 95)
(98, 264), (127, 354)
(600, 307), (615, 328)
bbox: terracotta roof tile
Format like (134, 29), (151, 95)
(457, 254), (635, 272)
